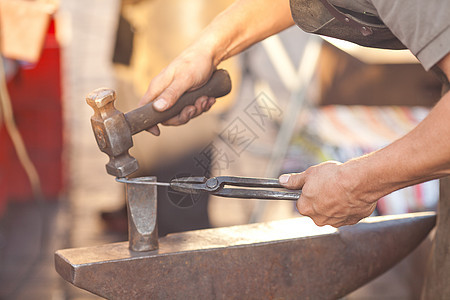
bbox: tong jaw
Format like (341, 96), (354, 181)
(170, 176), (220, 194)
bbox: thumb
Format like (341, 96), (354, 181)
(139, 71), (173, 107)
(279, 172), (306, 189)
(151, 78), (188, 112)
(140, 73), (191, 111)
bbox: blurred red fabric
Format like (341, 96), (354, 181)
(0, 20), (63, 216)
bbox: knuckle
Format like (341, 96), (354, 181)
(180, 72), (195, 84)
(313, 218), (326, 227)
(179, 110), (194, 125)
(176, 115), (190, 125)
(304, 166), (314, 175)
(163, 115), (184, 126)
(296, 200), (313, 216)
(330, 222), (341, 228)
(348, 219), (359, 225)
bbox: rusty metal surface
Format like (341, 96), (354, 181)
(55, 212), (435, 299)
(85, 69), (232, 178)
(122, 177), (159, 252)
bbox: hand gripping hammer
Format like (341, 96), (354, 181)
(86, 69), (232, 178)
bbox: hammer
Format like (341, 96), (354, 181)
(86, 69), (232, 178)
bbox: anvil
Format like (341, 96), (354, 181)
(55, 211), (435, 299)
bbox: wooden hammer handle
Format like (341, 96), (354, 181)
(125, 69), (232, 135)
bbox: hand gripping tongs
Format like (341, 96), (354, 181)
(170, 176), (301, 201)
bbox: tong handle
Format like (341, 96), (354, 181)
(213, 176), (301, 201)
(214, 188), (301, 201)
(215, 176), (284, 188)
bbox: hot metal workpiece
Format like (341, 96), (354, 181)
(55, 212), (435, 299)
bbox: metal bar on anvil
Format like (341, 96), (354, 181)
(55, 212), (435, 299)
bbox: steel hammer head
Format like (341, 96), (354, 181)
(86, 88), (138, 177)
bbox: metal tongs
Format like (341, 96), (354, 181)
(170, 176), (301, 201)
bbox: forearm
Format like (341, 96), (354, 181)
(195, 0), (295, 66)
(343, 90), (450, 202)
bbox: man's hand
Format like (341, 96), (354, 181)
(139, 46), (218, 136)
(279, 161), (377, 228)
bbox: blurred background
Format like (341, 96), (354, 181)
(0, 0), (442, 299)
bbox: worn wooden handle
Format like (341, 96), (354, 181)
(125, 69), (232, 134)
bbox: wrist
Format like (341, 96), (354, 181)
(194, 12), (242, 68)
(339, 154), (394, 205)
(196, 36), (228, 68)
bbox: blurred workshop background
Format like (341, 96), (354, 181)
(0, 0), (442, 299)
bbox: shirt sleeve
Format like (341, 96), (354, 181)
(370, 0), (450, 71)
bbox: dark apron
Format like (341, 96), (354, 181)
(289, 0), (405, 49)
(289, 0), (450, 298)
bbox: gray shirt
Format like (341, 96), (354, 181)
(329, 0), (450, 70)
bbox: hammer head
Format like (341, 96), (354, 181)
(86, 88), (138, 177)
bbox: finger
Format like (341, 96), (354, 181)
(193, 96), (215, 114)
(162, 97), (207, 126)
(139, 70), (174, 106)
(152, 77), (193, 112)
(295, 196), (314, 217)
(162, 106), (196, 126)
(308, 214), (342, 227)
(330, 220), (348, 228)
(296, 201), (326, 227)
(311, 218), (327, 227)
(279, 172), (306, 189)
(194, 96), (208, 114)
(328, 217), (358, 228)
(205, 97), (216, 111)
(145, 125), (161, 136)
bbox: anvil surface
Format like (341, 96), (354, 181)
(55, 212), (435, 299)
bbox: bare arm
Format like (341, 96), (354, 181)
(205, 0), (296, 65)
(140, 0), (295, 135)
(280, 53), (450, 227)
